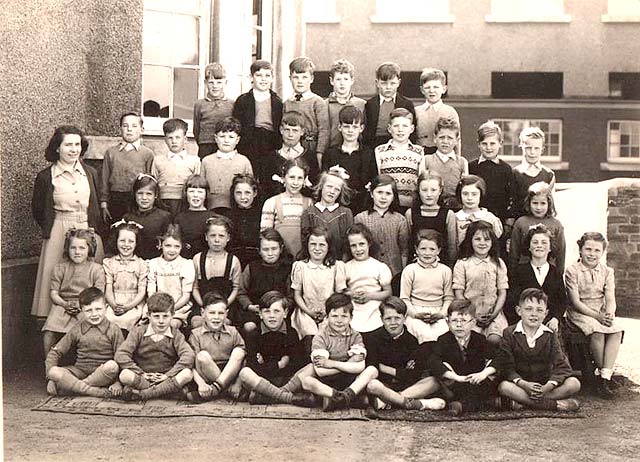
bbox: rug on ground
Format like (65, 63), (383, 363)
(32, 396), (587, 421)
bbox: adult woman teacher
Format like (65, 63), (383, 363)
(31, 125), (104, 353)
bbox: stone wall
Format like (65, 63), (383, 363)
(607, 186), (640, 317)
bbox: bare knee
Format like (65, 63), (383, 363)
(565, 377), (581, 393)
(119, 369), (137, 385)
(47, 366), (63, 381)
(103, 360), (119, 376)
(170, 319), (183, 330)
(196, 350), (213, 364)
(367, 379), (383, 393)
(191, 316), (203, 329)
(301, 376), (315, 390)
(243, 322), (257, 335)
(497, 380), (512, 395)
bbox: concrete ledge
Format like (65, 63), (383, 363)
(83, 135), (199, 160)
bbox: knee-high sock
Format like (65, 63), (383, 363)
(282, 375), (302, 393)
(84, 365), (118, 387)
(56, 370), (110, 398)
(140, 377), (180, 400)
(254, 378), (293, 404)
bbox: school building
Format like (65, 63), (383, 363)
(1, 0), (639, 369)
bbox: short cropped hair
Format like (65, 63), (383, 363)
(205, 214), (233, 236)
(414, 229), (443, 250)
(45, 125), (89, 162)
(215, 116), (242, 135)
(376, 62), (401, 81)
(434, 116), (459, 136)
(419, 68), (446, 86)
(204, 63), (226, 79)
(338, 105), (364, 125)
(519, 126), (545, 145)
(260, 290), (291, 311)
(289, 57), (315, 75)
(329, 58), (355, 78)
(389, 107), (414, 124)
(378, 296), (407, 317)
(447, 298), (476, 318)
(518, 288), (548, 307)
(325, 293), (354, 316)
(202, 291), (229, 309)
(250, 60), (273, 75)
(79, 287), (105, 308)
(477, 120), (503, 143)
(281, 111), (307, 131)
(147, 292), (175, 314)
(163, 118), (188, 136)
(120, 111), (143, 127)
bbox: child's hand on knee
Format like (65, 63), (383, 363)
(109, 381), (124, 397)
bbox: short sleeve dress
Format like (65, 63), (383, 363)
(565, 261), (623, 335)
(103, 255), (149, 330)
(345, 257), (392, 333)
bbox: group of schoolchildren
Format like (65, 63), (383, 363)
(43, 55), (625, 416)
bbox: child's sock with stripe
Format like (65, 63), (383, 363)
(253, 378), (293, 404)
(55, 370), (110, 398)
(140, 377), (180, 400)
(282, 375), (302, 393)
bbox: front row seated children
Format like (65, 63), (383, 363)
(427, 299), (498, 416)
(103, 220), (148, 333)
(186, 292), (246, 402)
(147, 224), (194, 330)
(116, 293), (195, 401)
(565, 232), (623, 398)
(496, 289), (581, 411)
(44, 228), (106, 354)
(192, 215), (242, 328)
(239, 291), (308, 404)
(453, 220), (508, 346)
(507, 224), (567, 329)
(454, 175), (503, 248)
(46, 288), (123, 398)
(365, 297), (446, 411)
(291, 227), (346, 341)
(400, 229), (453, 344)
(302, 293), (376, 411)
(237, 229), (293, 336)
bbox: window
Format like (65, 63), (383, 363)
(491, 72), (563, 99)
(492, 119), (563, 161)
(305, 0), (340, 23)
(370, 0), (454, 23)
(609, 73), (640, 100)
(486, 0), (571, 22)
(142, 0), (211, 135)
(602, 0), (640, 22)
(608, 121), (640, 161)
(253, 0), (273, 61)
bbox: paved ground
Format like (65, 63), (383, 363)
(4, 318), (640, 462)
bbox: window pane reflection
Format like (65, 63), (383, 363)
(143, 65), (171, 118)
(174, 68), (199, 119)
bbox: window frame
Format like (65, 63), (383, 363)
(491, 118), (564, 164)
(141, 0), (212, 136)
(485, 0), (571, 23)
(602, 0), (640, 22)
(370, 0), (454, 23)
(606, 120), (640, 164)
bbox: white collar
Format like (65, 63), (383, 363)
(478, 155), (500, 164)
(53, 161), (85, 177)
(436, 150), (457, 163)
(292, 90), (313, 101)
(119, 140), (141, 151)
(315, 202), (340, 212)
(514, 320), (552, 348)
(515, 160), (543, 177)
(168, 150), (187, 161)
(216, 150), (237, 160)
(144, 324), (174, 338)
(253, 89), (271, 102)
(420, 100), (443, 111)
(278, 144), (304, 159)
(379, 94), (397, 105)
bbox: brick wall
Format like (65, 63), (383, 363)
(607, 186), (640, 317)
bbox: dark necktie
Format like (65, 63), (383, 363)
(295, 94), (303, 101)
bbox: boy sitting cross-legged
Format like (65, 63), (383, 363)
(46, 287), (124, 398)
(427, 299), (499, 416)
(301, 293), (378, 411)
(238, 290), (309, 404)
(116, 292), (194, 401)
(186, 291), (246, 402)
(496, 288), (581, 411)
(364, 296), (446, 411)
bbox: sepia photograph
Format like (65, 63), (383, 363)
(1, 0), (639, 460)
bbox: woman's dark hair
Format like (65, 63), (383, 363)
(45, 125), (89, 162)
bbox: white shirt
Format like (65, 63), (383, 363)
(119, 140), (141, 152)
(253, 89), (271, 102)
(144, 324), (174, 342)
(531, 261), (550, 286)
(216, 150), (238, 160)
(514, 320), (553, 348)
(378, 94), (397, 105)
(436, 150), (457, 163)
(315, 202), (340, 212)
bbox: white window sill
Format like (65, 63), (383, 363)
(306, 15), (342, 23)
(370, 14), (455, 23)
(601, 161), (640, 171)
(485, 14), (571, 23)
(601, 15), (640, 22)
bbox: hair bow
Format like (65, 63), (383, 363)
(528, 181), (551, 195)
(305, 177), (313, 188)
(528, 223), (548, 232)
(364, 182), (371, 192)
(271, 174), (284, 184)
(136, 173), (158, 183)
(111, 219), (144, 230)
(328, 165), (350, 180)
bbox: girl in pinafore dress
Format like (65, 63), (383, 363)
(452, 220), (508, 346)
(260, 158), (313, 259)
(103, 220), (148, 332)
(31, 126), (104, 353)
(44, 228), (105, 352)
(565, 232), (623, 398)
